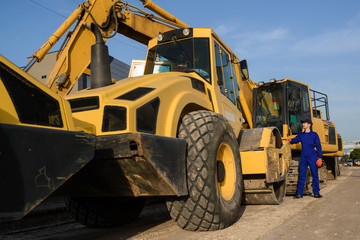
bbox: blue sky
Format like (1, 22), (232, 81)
(0, 0), (359, 142)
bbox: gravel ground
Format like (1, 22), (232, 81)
(2, 166), (358, 240)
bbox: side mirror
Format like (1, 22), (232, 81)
(240, 59), (249, 80)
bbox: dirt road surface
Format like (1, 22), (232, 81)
(2, 166), (359, 240)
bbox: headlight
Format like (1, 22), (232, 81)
(158, 33), (164, 42)
(183, 28), (190, 36)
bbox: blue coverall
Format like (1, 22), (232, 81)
(290, 130), (323, 195)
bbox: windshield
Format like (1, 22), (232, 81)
(144, 38), (211, 82)
(254, 84), (284, 135)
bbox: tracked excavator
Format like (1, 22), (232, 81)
(0, 0), (291, 231)
(235, 65), (344, 194)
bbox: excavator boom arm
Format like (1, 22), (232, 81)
(29, 0), (188, 96)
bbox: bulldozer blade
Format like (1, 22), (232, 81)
(96, 133), (188, 197)
(0, 123), (95, 222)
(55, 133), (188, 198)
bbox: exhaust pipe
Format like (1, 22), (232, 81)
(90, 23), (112, 89)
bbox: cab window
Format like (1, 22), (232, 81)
(214, 41), (237, 105)
(254, 84), (284, 135)
(231, 57), (241, 111)
(145, 38), (211, 83)
(288, 84), (311, 135)
(214, 42), (224, 94)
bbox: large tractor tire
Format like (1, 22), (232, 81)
(324, 157), (340, 180)
(319, 161), (328, 186)
(335, 157), (341, 176)
(166, 110), (243, 231)
(65, 197), (145, 227)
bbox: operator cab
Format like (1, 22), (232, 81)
(144, 28), (211, 82)
(253, 79), (313, 137)
(144, 27), (243, 134)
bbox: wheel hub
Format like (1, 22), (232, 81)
(217, 142), (236, 201)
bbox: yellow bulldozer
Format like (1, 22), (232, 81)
(237, 71), (344, 194)
(1, 0), (295, 231)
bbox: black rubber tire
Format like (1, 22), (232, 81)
(335, 157), (341, 177)
(65, 197), (145, 228)
(166, 110), (242, 231)
(319, 161), (328, 185)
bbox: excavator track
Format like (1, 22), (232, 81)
(244, 180), (286, 205)
(286, 160), (327, 195)
(286, 160), (299, 195)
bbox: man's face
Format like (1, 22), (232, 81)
(302, 122), (311, 129)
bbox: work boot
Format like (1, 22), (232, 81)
(314, 194), (323, 198)
(294, 194), (303, 199)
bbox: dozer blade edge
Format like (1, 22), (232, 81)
(0, 123), (95, 222)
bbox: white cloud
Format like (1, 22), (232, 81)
(347, 11), (360, 27)
(214, 15), (360, 58)
(237, 28), (289, 42)
(291, 28), (360, 56)
(213, 24), (239, 36)
(212, 26), (291, 58)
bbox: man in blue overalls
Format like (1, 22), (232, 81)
(287, 119), (323, 198)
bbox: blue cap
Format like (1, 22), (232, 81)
(301, 119), (312, 125)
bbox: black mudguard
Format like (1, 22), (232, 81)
(0, 123), (95, 222)
(57, 133), (188, 198)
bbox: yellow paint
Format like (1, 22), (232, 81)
(217, 142), (236, 201)
(0, 54), (74, 130)
(0, 79), (19, 124)
(67, 71), (212, 137)
(240, 151), (267, 174)
(36, 0), (189, 96)
(259, 128), (273, 148)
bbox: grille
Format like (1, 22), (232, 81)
(337, 134), (343, 151)
(102, 106), (127, 132)
(68, 97), (99, 113)
(116, 87), (155, 101)
(0, 61), (63, 127)
(329, 126), (336, 145)
(136, 98), (160, 134)
(190, 77), (205, 93)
